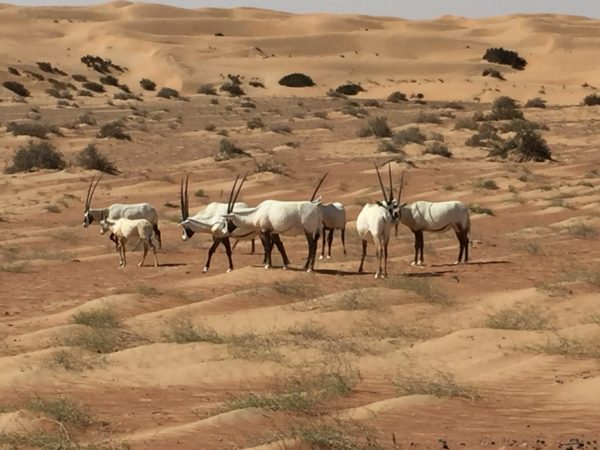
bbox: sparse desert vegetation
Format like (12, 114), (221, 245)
(0, 6), (599, 449)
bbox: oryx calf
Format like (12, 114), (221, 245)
(99, 216), (159, 268)
(356, 164), (402, 279)
(82, 175), (162, 249)
(399, 200), (471, 265)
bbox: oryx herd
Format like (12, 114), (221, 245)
(82, 163), (471, 278)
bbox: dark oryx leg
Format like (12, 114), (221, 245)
(223, 237), (234, 272)
(153, 225), (162, 250)
(304, 231), (317, 272)
(260, 230), (273, 269)
(383, 237), (390, 278)
(463, 230), (469, 263)
(251, 239), (256, 254)
(320, 226), (327, 260)
(271, 234), (290, 268)
(358, 239), (368, 273)
(327, 228), (334, 258)
(203, 238), (223, 273)
(109, 233), (119, 252)
(454, 225), (465, 264)
(341, 226), (347, 255)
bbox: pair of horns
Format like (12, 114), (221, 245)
(180, 174), (190, 220)
(85, 174), (102, 210)
(310, 173), (328, 202)
(226, 173), (247, 214)
(374, 163), (405, 204)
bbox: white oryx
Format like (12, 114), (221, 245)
(309, 174), (347, 260)
(356, 164), (402, 279)
(99, 214), (159, 268)
(178, 175), (290, 272)
(82, 175), (162, 249)
(222, 178), (322, 272)
(399, 200), (471, 265)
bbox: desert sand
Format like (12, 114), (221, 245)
(0, 2), (599, 449)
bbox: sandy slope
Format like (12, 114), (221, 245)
(1, 2), (600, 450)
(0, 2), (599, 104)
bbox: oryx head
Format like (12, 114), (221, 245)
(83, 175), (102, 228)
(222, 174), (247, 234)
(310, 173), (328, 205)
(179, 175), (195, 241)
(99, 209), (110, 235)
(374, 163), (403, 224)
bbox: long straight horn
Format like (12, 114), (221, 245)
(374, 163), (389, 202)
(180, 175), (188, 220)
(231, 173), (247, 208)
(87, 174), (102, 210)
(226, 175), (240, 214)
(184, 174), (190, 219)
(397, 172), (405, 204)
(85, 176), (95, 210)
(310, 173), (328, 202)
(388, 164), (394, 202)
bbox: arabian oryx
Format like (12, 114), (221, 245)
(222, 178), (322, 272)
(178, 175), (290, 272)
(309, 174), (347, 259)
(398, 199), (471, 265)
(82, 175), (162, 249)
(356, 164), (402, 279)
(99, 213), (159, 268)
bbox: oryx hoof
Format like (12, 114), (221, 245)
(306, 268), (312, 273)
(319, 255), (324, 260)
(411, 261), (417, 266)
(138, 263), (143, 267)
(202, 267), (209, 273)
(226, 268), (232, 273)
(282, 265), (288, 270)
(417, 261), (424, 266)
(264, 264), (271, 269)
(327, 255), (331, 259)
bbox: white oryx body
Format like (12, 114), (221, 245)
(82, 176), (162, 249)
(178, 176), (288, 273)
(224, 199), (322, 272)
(399, 200), (471, 265)
(99, 217), (158, 268)
(317, 201), (347, 259)
(356, 164), (402, 279)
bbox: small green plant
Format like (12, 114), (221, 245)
(525, 97), (546, 108)
(246, 117), (265, 130)
(76, 144), (118, 175)
(469, 204), (494, 216)
(139, 78), (156, 91)
(197, 84), (217, 95)
(215, 139), (250, 161)
(393, 126), (426, 145)
(48, 349), (98, 372)
(357, 116), (392, 138)
(582, 93), (600, 106)
(415, 112), (442, 124)
(156, 86), (179, 99)
(454, 116), (479, 130)
(393, 368), (480, 400)
(489, 96), (524, 120)
(162, 317), (224, 344)
(387, 91), (407, 102)
(97, 121), (131, 140)
(45, 204), (61, 213)
(5, 141), (66, 173)
(6, 121), (61, 139)
(424, 141), (452, 157)
(255, 160), (287, 175)
(26, 397), (92, 427)
(82, 81), (105, 93)
(2, 80), (30, 97)
(566, 223), (598, 239)
(485, 305), (550, 330)
(72, 307), (122, 328)
(474, 179), (499, 190)
(278, 73), (315, 87)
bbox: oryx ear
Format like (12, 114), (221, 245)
(376, 201), (385, 207)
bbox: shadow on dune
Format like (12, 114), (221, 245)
(429, 260), (510, 268)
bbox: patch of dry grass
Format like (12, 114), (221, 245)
(393, 367), (480, 400)
(529, 335), (600, 359)
(485, 305), (551, 330)
(385, 276), (452, 305)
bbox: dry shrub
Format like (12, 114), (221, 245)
(5, 141), (65, 173)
